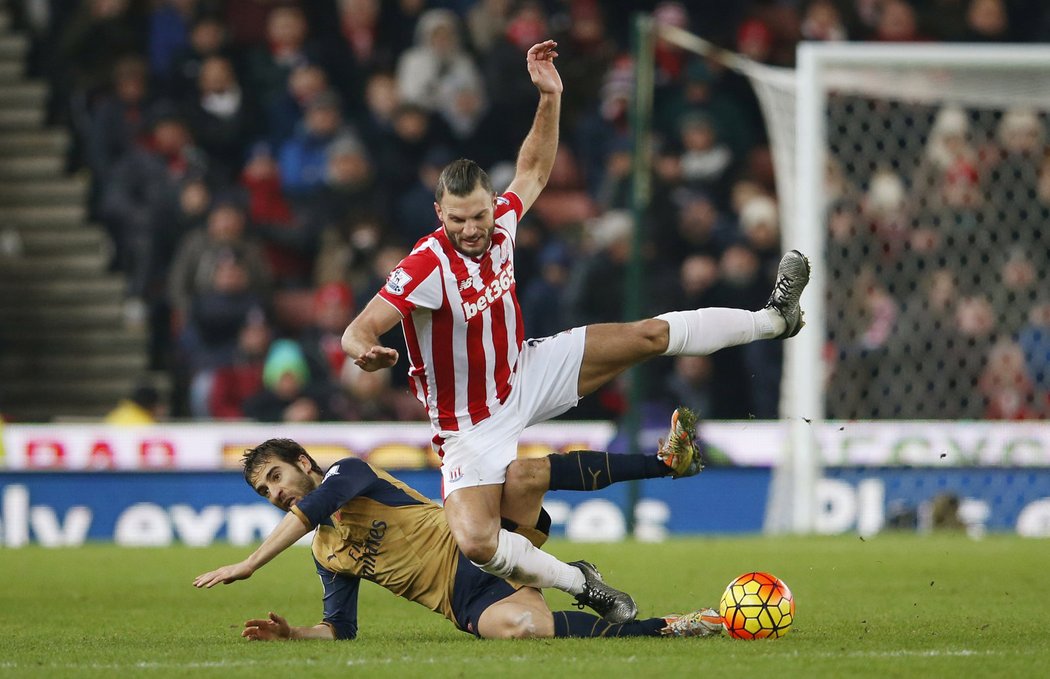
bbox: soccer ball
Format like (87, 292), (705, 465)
(719, 571), (795, 639)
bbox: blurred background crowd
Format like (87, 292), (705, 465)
(9, 0), (1050, 424)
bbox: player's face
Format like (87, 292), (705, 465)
(436, 185), (497, 258)
(250, 455), (317, 512)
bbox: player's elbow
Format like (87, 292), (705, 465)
(340, 325), (363, 359)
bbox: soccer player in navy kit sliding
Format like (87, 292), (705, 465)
(194, 436), (722, 640)
(340, 38), (810, 624)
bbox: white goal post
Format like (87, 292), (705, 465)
(651, 24), (1050, 534)
(785, 43), (1050, 533)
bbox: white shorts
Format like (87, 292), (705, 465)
(435, 326), (587, 498)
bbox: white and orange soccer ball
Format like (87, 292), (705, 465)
(719, 571), (795, 639)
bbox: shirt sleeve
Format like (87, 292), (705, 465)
(376, 247), (444, 316)
(493, 191), (523, 243)
(315, 558), (360, 640)
(293, 457), (380, 529)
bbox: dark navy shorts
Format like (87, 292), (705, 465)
(450, 552), (518, 637)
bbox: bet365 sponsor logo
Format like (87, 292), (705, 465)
(461, 268), (514, 320)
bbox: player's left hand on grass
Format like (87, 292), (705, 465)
(242, 612), (291, 641)
(192, 561), (254, 588)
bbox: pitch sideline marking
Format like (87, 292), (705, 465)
(0, 649), (1030, 671)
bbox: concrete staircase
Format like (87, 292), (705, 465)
(0, 11), (154, 421)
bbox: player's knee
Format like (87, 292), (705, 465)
(457, 532), (499, 564)
(633, 318), (669, 357)
(492, 609), (543, 639)
(505, 458), (548, 495)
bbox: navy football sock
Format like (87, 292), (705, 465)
(553, 610), (666, 638)
(547, 450), (670, 491)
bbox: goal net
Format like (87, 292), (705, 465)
(653, 28), (1050, 533)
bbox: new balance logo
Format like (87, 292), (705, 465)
(461, 268), (514, 320)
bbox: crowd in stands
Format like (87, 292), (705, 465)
(15, 0), (1050, 423)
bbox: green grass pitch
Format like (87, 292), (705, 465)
(1, 535), (1046, 678)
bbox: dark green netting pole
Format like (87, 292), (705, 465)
(624, 13), (655, 535)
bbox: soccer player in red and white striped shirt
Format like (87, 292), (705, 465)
(342, 40), (810, 624)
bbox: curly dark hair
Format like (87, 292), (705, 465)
(241, 438), (323, 487)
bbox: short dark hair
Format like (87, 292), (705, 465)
(241, 438), (323, 486)
(434, 158), (493, 202)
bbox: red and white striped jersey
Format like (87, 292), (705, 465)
(377, 192), (525, 431)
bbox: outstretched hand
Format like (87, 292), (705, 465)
(526, 40), (562, 95)
(193, 561), (254, 589)
(354, 345), (399, 372)
(243, 612), (291, 641)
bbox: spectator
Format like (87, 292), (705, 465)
(243, 339), (336, 422)
(483, 1), (550, 140)
(800, 0), (849, 41)
(1018, 301), (1050, 409)
(657, 59), (756, 162)
(466, 0), (512, 56)
(567, 211), (633, 326)
(84, 55), (152, 217)
(167, 194), (271, 321)
(147, 0), (196, 82)
(873, 0), (930, 42)
(183, 55), (260, 182)
(373, 102), (448, 197)
(313, 215), (384, 292)
(265, 62), (331, 147)
(556, 1), (617, 133)
(54, 0), (143, 131)
(104, 383), (165, 424)
(100, 107), (207, 327)
(861, 168), (912, 265)
(738, 195), (782, 280)
(209, 310), (272, 419)
(182, 250), (268, 417)
(308, 135), (386, 233)
(336, 359), (423, 422)
(395, 9), (484, 115)
(964, 0), (1011, 42)
(394, 145), (452, 246)
(357, 72), (401, 160)
(319, 0), (396, 110)
(576, 58), (633, 199)
(663, 355), (715, 420)
(277, 90), (355, 197)
(521, 240), (573, 339)
(978, 339), (1040, 419)
(300, 282), (356, 383)
(167, 14), (233, 100)
(243, 5), (322, 121)
(677, 111), (734, 198)
(438, 73), (509, 170)
(707, 243), (779, 418)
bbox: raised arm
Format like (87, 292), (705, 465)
(192, 511), (310, 588)
(505, 40), (563, 214)
(341, 295), (403, 372)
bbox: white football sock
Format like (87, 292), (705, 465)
(473, 529), (586, 594)
(657, 308), (785, 356)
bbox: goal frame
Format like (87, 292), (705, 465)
(788, 42), (1050, 533)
